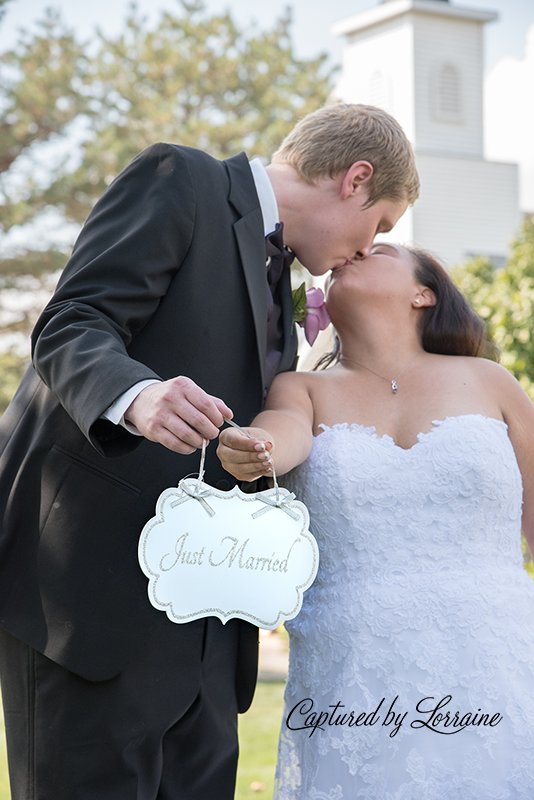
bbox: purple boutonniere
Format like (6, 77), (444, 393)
(292, 283), (331, 346)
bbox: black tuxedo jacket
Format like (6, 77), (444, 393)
(0, 144), (297, 707)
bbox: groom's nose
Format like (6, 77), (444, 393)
(354, 245), (372, 260)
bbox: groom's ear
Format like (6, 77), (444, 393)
(340, 162), (374, 200)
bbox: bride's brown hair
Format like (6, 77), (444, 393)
(315, 247), (496, 370)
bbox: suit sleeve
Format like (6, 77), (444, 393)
(31, 143), (196, 450)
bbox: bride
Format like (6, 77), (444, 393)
(217, 243), (534, 799)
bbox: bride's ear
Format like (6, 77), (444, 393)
(413, 287), (436, 308)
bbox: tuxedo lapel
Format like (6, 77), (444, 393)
(225, 152), (298, 385)
(225, 153), (268, 388)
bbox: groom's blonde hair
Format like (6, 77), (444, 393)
(272, 103), (420, 207)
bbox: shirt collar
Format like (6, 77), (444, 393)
(249, 157), (279, 237)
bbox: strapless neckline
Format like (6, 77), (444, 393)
(315, 413), (507, 452)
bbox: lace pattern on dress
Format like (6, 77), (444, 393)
(273, 416), (534, 800)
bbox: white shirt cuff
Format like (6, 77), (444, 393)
(102, 379), (161, 435)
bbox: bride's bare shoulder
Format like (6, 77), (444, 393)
(459, 355), (520, 385)
(267, 367), (339, 405)
(265, 370), (316, 405)
(435, 354), (533, 412)
(430, 353), (512, 380)
(270, 366), (337, 387)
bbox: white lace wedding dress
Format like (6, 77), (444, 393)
(274, 415), (534, 800)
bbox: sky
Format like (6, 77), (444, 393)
(1, 0), (532, 70)
(1, 0), (534, 210)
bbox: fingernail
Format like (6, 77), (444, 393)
(255, 443), (266, 452)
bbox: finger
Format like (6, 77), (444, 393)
(213, 397), (233, 420)
(181, 383), (231, 431)
(217, 445), (272, 468)
(159, 378), (228, 439)
(216, 446), (253, 465)
(170, 397), (222, 441)
(219, 459), (273, 481)
(253, 441), (273, 453)
(219, 428), (259, 452)
(143, 413), (205, 451)
(222, 461), (271, 478)
(145, 423), (200, 455)
(152, 404), (214, 451)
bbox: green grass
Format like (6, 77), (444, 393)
(235, 681), (285, 800)
(0, 704), (8, 800)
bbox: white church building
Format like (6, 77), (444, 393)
(331, 0), (521, 267)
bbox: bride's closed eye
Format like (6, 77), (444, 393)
(369, 248), (389, 258)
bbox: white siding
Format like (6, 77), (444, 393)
(376, 205), (415, 249)
(413, 13), (484, 156)
(412, 154), (520, 265)
(334, 17), (416, 141)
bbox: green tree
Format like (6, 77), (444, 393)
(0, 8), (89, 234)
(0, 5), (89, 409)
(0, 1), (334, 412)
(0, 0), (12, 24)
(63, 1), (333, 222)
(452, 217), (534, 570)
(452, 216), (534, 400)
(1, 1), (333, 239)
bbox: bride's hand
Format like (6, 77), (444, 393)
(217, 427), (274, 482)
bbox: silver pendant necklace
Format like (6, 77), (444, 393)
(340, 351), (421, 394)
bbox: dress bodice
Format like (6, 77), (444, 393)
(275, 415), (534, 800)
(283, 414), (523, 579)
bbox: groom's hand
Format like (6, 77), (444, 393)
(124, 376), (232, 454)
(217, 427), (274, 482)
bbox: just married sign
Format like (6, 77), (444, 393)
(138, 476), (319, 629)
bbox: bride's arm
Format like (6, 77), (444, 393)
(497, 365), (534, 559)
(217, 371), (314, 481)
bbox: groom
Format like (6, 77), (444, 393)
(0, 104), (418, 799)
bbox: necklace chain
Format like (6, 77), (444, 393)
(339, 351), (421, 394)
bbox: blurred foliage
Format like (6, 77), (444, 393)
(452, 216), (534, 400)
(0, 349), (29, 414)
(0, 0), (334, 409)
(0, 8), (89, 234)
(65, 0), (333, 222)
(1, 0), (333, 238)
(452, 216), (534, 568)
(0, 0), (12, 25)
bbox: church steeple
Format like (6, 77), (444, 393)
(332, 0), (498, 157)
(331, 0), (520, 268)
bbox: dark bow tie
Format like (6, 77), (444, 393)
(265, 222), (295, 286)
